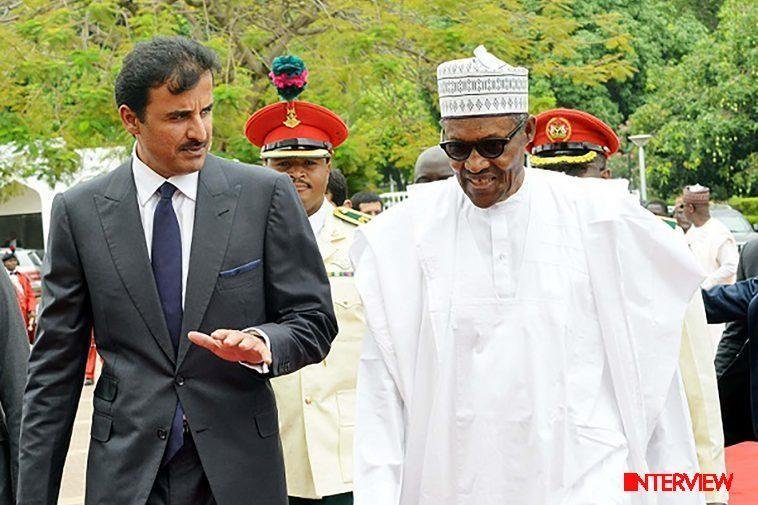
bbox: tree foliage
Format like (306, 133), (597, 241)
(630, 0), (757, 199)
(0, 0), (753, 197)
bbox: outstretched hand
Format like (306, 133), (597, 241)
(188, 329), (272, 366)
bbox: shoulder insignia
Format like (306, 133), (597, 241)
(658, 216), (678, 230)
(334, 206), (372, 226)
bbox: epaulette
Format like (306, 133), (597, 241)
(658, 216), (678, 230)
(334, 206), (372, 226)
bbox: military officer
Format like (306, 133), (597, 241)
(528, 108), (728, 505)
(244, 55), (367, 505)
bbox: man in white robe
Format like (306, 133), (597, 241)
(350, 47), (707, 505)
(683, 184), (739, 350)
(683, 184), (738, 291)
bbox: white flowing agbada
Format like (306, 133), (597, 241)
(350, 169), (706, 505)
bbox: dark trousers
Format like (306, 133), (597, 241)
(289, 492), (353, 505)
(718, 350), (758, 446)
(0, 440), (13, 505)
(147, 433), (215, 505)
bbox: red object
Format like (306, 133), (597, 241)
(725, 442), (758, 504)
(85, 336), (99, 382)
(527, 108), (620, 157)
(244, 100), (348, 150)
(10, 270), (36, 342)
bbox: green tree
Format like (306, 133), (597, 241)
(630, 0), (757, 199)
(0, 0), (639, 191)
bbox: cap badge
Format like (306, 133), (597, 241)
(283, 104), (301, 128)
(546, 117), (571, 142)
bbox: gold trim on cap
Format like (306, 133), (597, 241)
(261, 148), (331, 160)
(530, 150), (597, 166)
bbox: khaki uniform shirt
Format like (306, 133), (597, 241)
(272, 205), (364, 498)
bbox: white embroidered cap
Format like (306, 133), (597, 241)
(437, 45), (529, 119)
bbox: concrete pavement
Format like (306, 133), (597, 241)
(58, 384), (91, 504)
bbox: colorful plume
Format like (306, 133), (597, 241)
(268, 55), (308, 101)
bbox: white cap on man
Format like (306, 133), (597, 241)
(437, 45), (529, 118)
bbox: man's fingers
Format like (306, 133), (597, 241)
(222, 332), (246, 348)
(211, 329), (233, 340)
(188, 331), (219, 350)
(238, 337), (258, 352)
(188, 329), (266, 364)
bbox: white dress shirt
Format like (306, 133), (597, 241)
(132, 151), (197, 305)
(132, 149), (268, 372)
(308, 199), (332, 237)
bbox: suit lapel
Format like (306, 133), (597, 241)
(177, 156), (239, 367)
(95, 160), (175, 364)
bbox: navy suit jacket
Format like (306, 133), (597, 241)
(703, 277), (758, 444)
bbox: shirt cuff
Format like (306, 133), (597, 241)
(238, 327), (271, 374)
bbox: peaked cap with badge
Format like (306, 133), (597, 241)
(527, 108), (620, 168)
(244, 55), (349, 160)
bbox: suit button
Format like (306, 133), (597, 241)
(304, 396), (312, 405)
(175, 375), (185, 386)
(157, 429), (168, 440)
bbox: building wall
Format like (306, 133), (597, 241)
(0, 184), (42, 216)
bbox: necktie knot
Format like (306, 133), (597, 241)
(158, 182), (178, 200)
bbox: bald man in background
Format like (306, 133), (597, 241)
(412, 146), (453, 184)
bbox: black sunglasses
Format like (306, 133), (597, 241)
(440, 116), (527, 162)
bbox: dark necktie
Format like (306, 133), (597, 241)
(151, 182), (185, 465)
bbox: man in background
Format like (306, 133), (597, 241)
(703, 275), (758, 447)
(350, 192), (382, 216)
(3, 252), (35, 343)
(713, 238), (758, 445)
(683, 184), (739, 350)
(675, 195), (693, 233)
(0, 268), (29, 505)
(413, 146), (453, 184)
(245, 54), (365, 505)
(327, 169), (350, 207)
(527, 110), (614, 179)
(683, 184), (738, 290)
(646, 199), (669, 217)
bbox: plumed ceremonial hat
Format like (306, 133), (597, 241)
(244, 55), (348, 159)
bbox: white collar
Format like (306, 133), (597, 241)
(131, 143), (199, 206)
(308, 199), (333, 236)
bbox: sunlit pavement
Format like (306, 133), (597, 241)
(55, 373), (758, 504)
(57, 384), (91, 504)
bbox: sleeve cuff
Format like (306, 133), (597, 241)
(238, 327), (271, 374)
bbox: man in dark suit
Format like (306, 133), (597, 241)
(704, 261), (758, 446)
(716, 238), (758, 375)
(0, 269), (29, 505)
(18, 37), (337, 505)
